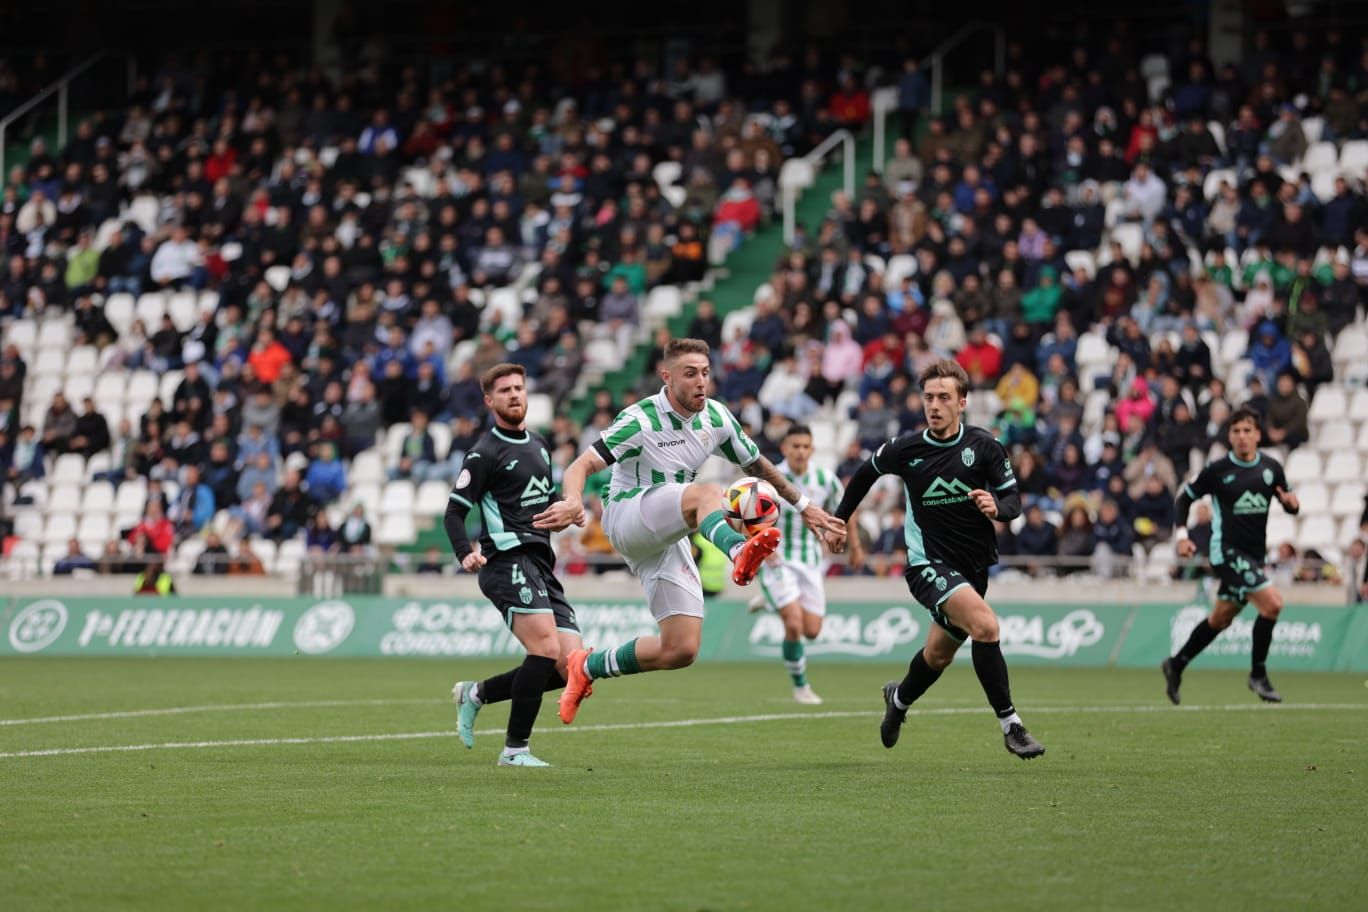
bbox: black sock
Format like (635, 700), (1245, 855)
(971, 640), (1016, 719)
(1251, 616), (1276, 678)
(479, 667), (568, 705)
(1172, 620), (1220, 671)
(506, 654), (557, 749)
(895, 648), (943, 707)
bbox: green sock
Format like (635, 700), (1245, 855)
(586, 639), (644, 679)
(782, 640), (807, 687)
(700, 509), (747, 556)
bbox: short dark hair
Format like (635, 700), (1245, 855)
(783, 424), (813, 441)
(1229, 406), (1262, 430)
(664, 338), (710, 361)
(481, 363), (526, 394)
(918, 359), (970, 397)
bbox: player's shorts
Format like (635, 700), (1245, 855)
(478, 546), (580, 634)
(758, 558), (828, 616)
(903, 560), (989, 642)
(1211, 548), (1271, 607)
(602, 483), (705, 622)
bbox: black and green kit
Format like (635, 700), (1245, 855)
(1176, 452), (1295, 606)
(444, 425), (579, 633)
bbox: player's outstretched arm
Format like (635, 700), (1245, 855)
(742, 455), (846, 536)
(1173, 481), (1198, 558)
(533, 449), (605, 531)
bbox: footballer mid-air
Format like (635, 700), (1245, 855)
(533, 338), (846, 725)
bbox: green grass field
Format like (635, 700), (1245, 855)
(2, 659), (1366, 911)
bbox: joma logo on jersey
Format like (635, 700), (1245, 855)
(520, 475), (554, 506)
(922, 476), (974, 506)
(1232, 491), (1269, 515)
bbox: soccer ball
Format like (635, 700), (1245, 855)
(723, 477), (782, 536)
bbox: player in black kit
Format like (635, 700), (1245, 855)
(1164, 407), (1299, 704)
(827, 360), (1044, 759)
(444, 363), (587, 767)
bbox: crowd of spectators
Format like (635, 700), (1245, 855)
(0, 45), (891, 571)
(649, 27), (1368, 577)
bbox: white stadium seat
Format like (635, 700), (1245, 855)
(1294, 482), (1329, 515)
(51, 454), (87, 486)
(1339, 140), (1368, 175)
(1332, 328), (1368, 368)
(32, 349), (66, 378)
(125, 372), (160, 408)
(1298, 515), (1338, 550)
(48, 485), (82, 513)
(37, 320), (72, 350)
(1322, 451), (1361, 484)
(377, 514), (416, 545)
(1283, 450), (1322, 486)
(135, 292), (166, 329)
(1348, 390), (1368, 423)
(1330, 483), (1365, 517)
(380, 481), (415, 516)
(348, 483), (382, 518)
(349, 451), (385, 486)
(1307, 388), (1347, 424)
(104, 293), (135, 337)
(42, 513), (77, 545)
(4, 319), (38, 351)
(415, 480), (450, 516)
(1314, 422), (1353, 452)
(66, 346), (99, 376)
(81, 482), (116, 515)
(1301, 142), (1338, 175)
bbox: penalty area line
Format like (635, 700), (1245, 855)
(1, 703), (1366, 760)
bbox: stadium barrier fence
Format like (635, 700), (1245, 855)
(3, 594), (1365, 671)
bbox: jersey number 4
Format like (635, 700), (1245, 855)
(511, 565), (528, 585)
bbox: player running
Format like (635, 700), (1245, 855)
(747, 423), (865, 704)
(827, 360), (1045, 760)
(445, 364), (587, 767)
(533, 338), (846, 724)
(1163, 406), (1299, 704)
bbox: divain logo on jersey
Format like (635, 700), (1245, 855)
(1232, 490), (1269, 515)
(922, 476), (973, 506)
(520, 475), (554, 507)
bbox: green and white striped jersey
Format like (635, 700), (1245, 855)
(591, 387), (761, 504)
(774, 460), (843, 566)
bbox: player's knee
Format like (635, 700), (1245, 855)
(659, 644), (698, 669)
(924, 647), (955, 671)
(967, 613), (999, 643)
(1260, 591), (1283, 618)
(1208, 610), (1235, 631)
(526, 636), (560, 660)
(803, 617), (823, 640)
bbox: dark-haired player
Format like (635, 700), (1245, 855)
(748, 423), (864, 704)
(827, 359), (1045, 759)
(446, 363), (585, 767)
(1164, 406), (1299, 704)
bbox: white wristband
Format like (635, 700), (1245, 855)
(793, 493), (811, 512)
(1175, 527), (1189, 541)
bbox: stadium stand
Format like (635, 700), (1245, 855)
(0, 26), (1366, 588)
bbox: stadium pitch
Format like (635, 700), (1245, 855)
(3, 659), (1365, 910)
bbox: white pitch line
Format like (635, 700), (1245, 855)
(1, 703), (1365, 760)
(0, 698), (437, 727)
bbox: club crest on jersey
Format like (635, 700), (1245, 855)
(519, 586), (533, 605)
(961, 447), (975, 467)
(1262, 468), (1273, 486)
(695, 428), (714, 445)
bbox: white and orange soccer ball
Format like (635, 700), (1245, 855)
(722, 477), (782, 537)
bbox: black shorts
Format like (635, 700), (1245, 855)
(478, 547), (580, 634)
(903, 561), (989, 642)
(1212, 548), (1270, 607)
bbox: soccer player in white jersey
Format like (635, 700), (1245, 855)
(533, 338), (846, 724)
(748, 424), (865, 704)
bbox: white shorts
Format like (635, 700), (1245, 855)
(602, 484), (705, 622)
(757, 559), (828, 616)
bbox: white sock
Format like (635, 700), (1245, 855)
(891, 690), (909, 711)
(998, 712), (1023, 734)
(468, 683), (483, 706)
(728, 542), (744, 560)
(501, 745), (528, 756)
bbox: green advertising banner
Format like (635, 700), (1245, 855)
(2, 596), (1364, 670)
(1116, 601), (1356, 672)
